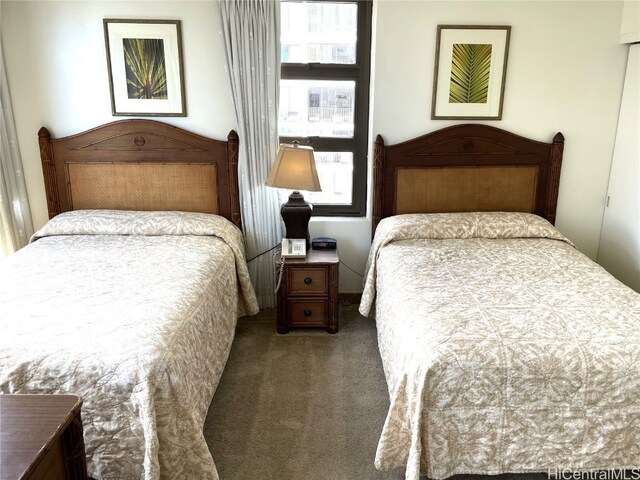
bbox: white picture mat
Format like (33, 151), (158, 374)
(107, 22), (183, 114)
(434, 28), (508, 118)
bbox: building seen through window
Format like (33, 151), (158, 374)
(281, 2), (356, 64)
(279, 1), (371, 215)
(279, 80), (355, 138)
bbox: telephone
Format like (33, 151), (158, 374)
(281, 238), (306, 259)
(274, 239), (306, 293)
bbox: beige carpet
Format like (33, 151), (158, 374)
(204, 304), (546, 480)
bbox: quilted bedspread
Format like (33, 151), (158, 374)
(0, 210), (259, 480)
(359, 212), (640, 480)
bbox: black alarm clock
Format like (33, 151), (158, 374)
(311, 237), (337, 250)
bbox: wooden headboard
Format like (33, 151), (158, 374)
(372, 124), (564, 236)
(38, 119), (242, 229)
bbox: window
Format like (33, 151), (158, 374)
(279, 0), (372, 216)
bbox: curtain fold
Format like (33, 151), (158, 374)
(218, 0), (282, 308)
(0, 33), (33, 256)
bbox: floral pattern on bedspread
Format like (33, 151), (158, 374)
(32, 209), (258, 317)
(359, 213), (640, 480)
(1, 210), (259, 480)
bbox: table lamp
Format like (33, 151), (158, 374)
(265, 141), (321, 248)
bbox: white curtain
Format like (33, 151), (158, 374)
(218, 0), (282, 308)
(0, 33), (33, 256)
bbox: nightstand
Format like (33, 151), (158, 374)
(276, 248), (339, 334)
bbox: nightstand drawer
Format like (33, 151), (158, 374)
(288, 267), (327, 295)
(287, 299), (327, 327)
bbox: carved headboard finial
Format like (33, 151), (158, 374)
(553, 132), (565, 145)
(372, 134), (386, 238)
(546, 131), (565, 224)
(38, 127), (51, 139)
(226, 130), (241, 230)
(227, 130), (239, 143)
(38, 126), (61, 218)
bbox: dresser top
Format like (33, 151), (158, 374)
(0, 394), (82, 480)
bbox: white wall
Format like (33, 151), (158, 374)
(620, 0), (640, 43)
(371, 1), (627, 263)
(2, 1), (630, 293)
(1, 1), (236, 230)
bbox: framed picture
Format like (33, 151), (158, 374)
(431, 25), (511, 120)
(104, 19), (186, 117)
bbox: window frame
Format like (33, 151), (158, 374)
(279, 0), (372, 216)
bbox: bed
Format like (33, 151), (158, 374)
(359, 124), (640, 479)
(0, 120), (259, 480)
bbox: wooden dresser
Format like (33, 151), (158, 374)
(0, 394), (88, 480)
(276, 248), (340, 334)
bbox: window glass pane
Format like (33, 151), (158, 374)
(281, 2), (357, 64)
(279, 152), (353, 206)
(279, 80), (355, 138)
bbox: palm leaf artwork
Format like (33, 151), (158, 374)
(123, 38), (168, 100)
(448, 43), (492, 104)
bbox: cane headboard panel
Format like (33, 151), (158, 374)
(38, 119), (242, 228)
(372, 124), (564, 236)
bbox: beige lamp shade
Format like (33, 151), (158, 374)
(265, 143), (321, 192)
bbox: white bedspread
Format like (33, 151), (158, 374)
(360, 212), (640, 480)
(0, 210), (259, 480)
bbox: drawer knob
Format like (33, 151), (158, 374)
(303, 277), (313, 285)
(303, 309), (312, 316)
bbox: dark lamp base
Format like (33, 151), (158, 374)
(280, 191), (312, 248)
